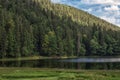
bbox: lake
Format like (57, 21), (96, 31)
(0, 57), (120, 70)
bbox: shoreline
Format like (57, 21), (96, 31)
(1, 56), (120, 61)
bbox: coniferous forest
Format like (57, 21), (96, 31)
(0, 0), (120, 59)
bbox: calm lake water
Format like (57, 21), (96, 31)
(0, 57), (120, 70)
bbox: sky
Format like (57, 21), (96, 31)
(51, 0), (120, 27)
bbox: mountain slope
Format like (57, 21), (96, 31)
(0, 0), (120, 58)
(38, 0), (120, 31)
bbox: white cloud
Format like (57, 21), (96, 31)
(87, 8), (93, 12)
(81, 0), (120, 5)
(50, 0), (62, 3)
(104, 5), (119, 11)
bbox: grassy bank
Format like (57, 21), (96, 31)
(0, 56), (40, 61)
(0, 56), (77, 61)
(0, 68), (120, 80)
(1, 56), (120, 61)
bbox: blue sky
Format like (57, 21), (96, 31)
(51, 0), (120, 27)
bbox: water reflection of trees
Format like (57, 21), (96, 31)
(0, 60), (120, 70)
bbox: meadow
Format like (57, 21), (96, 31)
(0, 68), (120, 80)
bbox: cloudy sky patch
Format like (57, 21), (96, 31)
(51, 0), (120, 26)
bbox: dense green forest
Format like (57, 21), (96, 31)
(0, 0), (120, 58)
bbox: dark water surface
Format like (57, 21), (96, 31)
(0, 57), (120, 70)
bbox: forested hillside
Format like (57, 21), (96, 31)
(0, 0), (120, 58)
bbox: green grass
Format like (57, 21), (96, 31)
(1, 56), (119, 62)
(0, 68), (120, 80)
(1, 56), (120, 61)
(0, 56), (78, 61)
